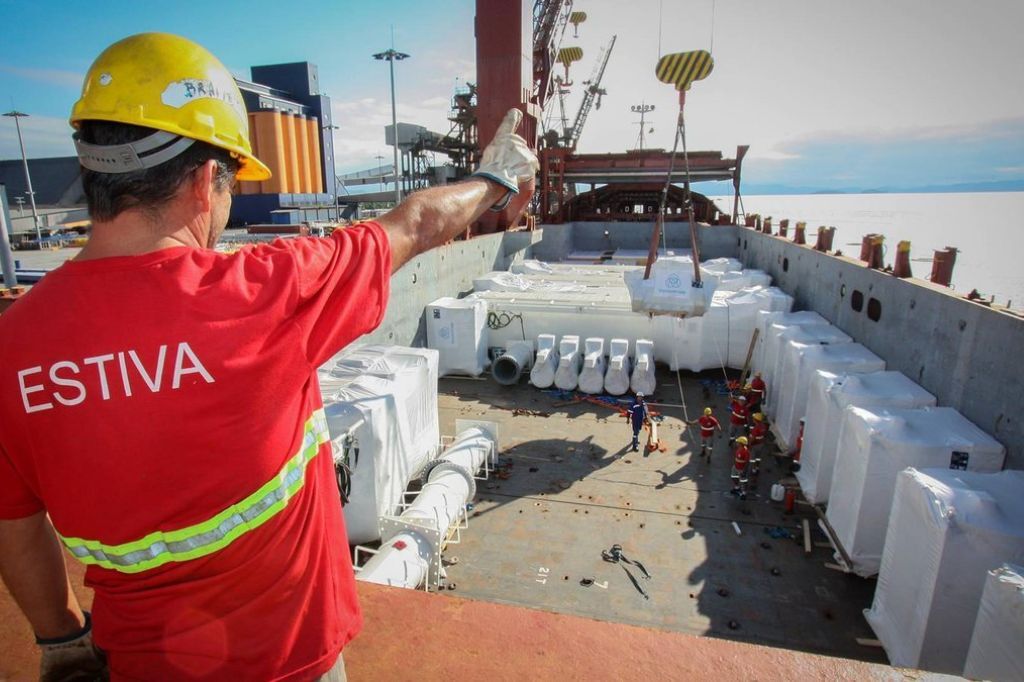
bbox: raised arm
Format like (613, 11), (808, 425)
(377, 109), (539, 273)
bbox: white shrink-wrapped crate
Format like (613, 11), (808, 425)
(318, 345), (441, 544)
(827, 407), (1006, 577)
(622, 257), (718, 317)
(530, 334), (559, 389)
(725, 287), (793, 369)
(604, 338), (631, 396)
(631, 339), (656, 396)
(798, 370), (936, 504)
(753, 311), (832, 399)
(425, 296), (488, 377)
(963, 563), (1024, 681)
(774, 342), (884, 450)
(864, 470), (1024, 675)
(578, 337), (607, 394)
(765, 324), (852, 420)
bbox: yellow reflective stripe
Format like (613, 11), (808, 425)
(58, 409), (330, 574)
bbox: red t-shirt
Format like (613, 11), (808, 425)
(730, 400), (748, 425)
(734, 446), (751, 468)
(749, 376), (765, 401)
(0, 223), (391, 680)
(750, 421), (768, 445)
(698, 415), (720, 438)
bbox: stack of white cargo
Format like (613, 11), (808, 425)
(725, 287), (794, 368)
(622, 256), (718, 317)
(827, 406), (1006, 577)
(963, 563), (1024, 681)
(753, 311), (832, 409)
(318, 345), (441, 544)
(765, 324), (852, 421)
(864, 469), (1024, 674)
(798, 370), (936, 504)
(425, 296), (488, 377)
(774, 342), (884, 450)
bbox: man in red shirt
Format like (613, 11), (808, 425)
(748, 371), (766, 414)
(728, 394), (749, 444)
(731, 436), (751, 500)
(749, 412), (768, 476)
(688, 407), (721, 462)
(0, 33), (538, 681)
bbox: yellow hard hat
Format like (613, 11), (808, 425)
(704, 407), (712, 416)
(736, 436), (749, 445)
(753, 412), (764, 421)
(744, 383), (752, 390)
(70, 33), (270, 181)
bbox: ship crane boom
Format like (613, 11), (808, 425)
(565, 34), (616, 150)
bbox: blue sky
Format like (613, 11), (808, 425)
(1, 0), (1022, 192)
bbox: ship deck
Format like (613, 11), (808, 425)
(431, 367), (886, 664)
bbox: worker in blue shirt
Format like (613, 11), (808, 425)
(628, 393), (650, 452)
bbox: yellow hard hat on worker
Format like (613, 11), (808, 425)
(703, 407), (712, 416)
(70, 32), (270, 181)
(753, 412), (764, 422)
(736, 436), (749, 445)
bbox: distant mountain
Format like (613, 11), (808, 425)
(736, 179), (1024, 195)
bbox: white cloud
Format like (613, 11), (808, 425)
(0, 64), (83, 88)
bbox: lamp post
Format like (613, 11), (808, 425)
(3, 110), (42, 241)
(630, 102), (655, 152)
(323, 123), (341, 222)
(372, 47), (409, 206)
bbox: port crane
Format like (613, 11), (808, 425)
(563, 34), (616, 149)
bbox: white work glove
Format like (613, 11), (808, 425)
(37, 612), (108, 682)
(472, 108), (539, 208)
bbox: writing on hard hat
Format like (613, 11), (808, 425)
(753, 412), (764, 421)
(736, 436), (748, 445)
(71, 32), (270, 181)
(703, 407), (712, 415)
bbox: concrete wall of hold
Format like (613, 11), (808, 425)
(359, 229), (541, 348)
(532, 222), (741, 262)
(736, 226), (1024, 470)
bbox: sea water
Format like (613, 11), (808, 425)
(709, 192), (1024, 311)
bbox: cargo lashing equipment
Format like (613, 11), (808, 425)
(602, 543), (652, 600)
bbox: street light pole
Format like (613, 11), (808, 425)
(3, 111), (41, 241)
(630, 102), (655, 152)
(373, 47), (410, 207)
(323, 123), (341, 222)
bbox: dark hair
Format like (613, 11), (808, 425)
(78, 121), (240, 222)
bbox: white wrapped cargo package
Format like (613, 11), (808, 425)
(622, 257), (719, 317)
(530, 334), (559, 389)
(765, 324), (852, 420)
(318, 345), (441, 544)
(864, 470), (1024, 675)
(631, 339), (656, 396)
(827, 407), (1006, 577)
(604, 338), (631, 396)
(725, 287), (793, 368)
(753, 311), (832, 400)
(798, 370), (936, 504)
(963, 563), (1024, 681)
(578, 337), (607, 394)
(700, 257), (743, 273)
(774, 342), (884, 450)
(554, 335), (583, 390)
(425, 296), (488, 376)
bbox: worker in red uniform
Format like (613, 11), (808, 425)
(748, 371), (766, 414)
(731, 436), (752, 499)
(728, 394), (749, 444)
(0, 33), (538, 681)
(688, 407), (721, 462)
(749, 412), (768, 475)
